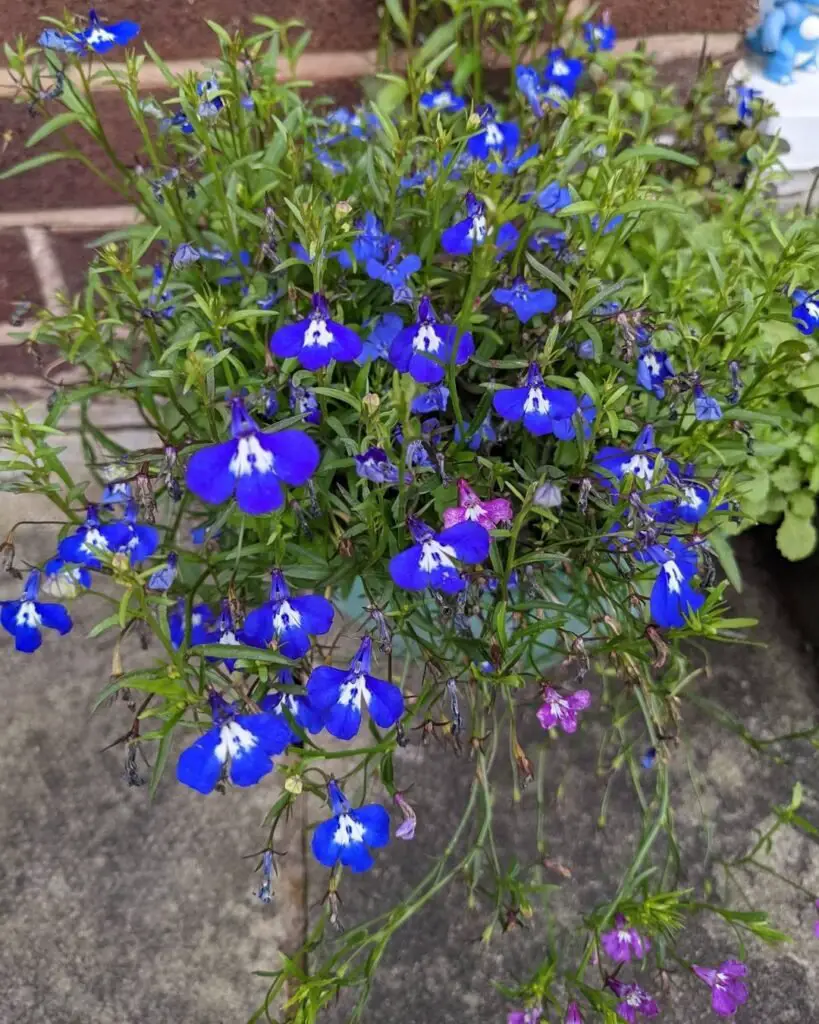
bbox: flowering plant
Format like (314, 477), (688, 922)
(2, 3), (818, 1021)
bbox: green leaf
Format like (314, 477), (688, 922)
(416, 20), (459, 67)
(708, 531), (743, 593)
(0, 150), (74, 181)
(375, 78), (409, 116)
(384, 0), (410, 40)
(776, 511), (817, 560)
(771, 463), (802, 494)
(789, 491), (816, 519)
(614, 144), (698, 168)
(26, 112), (85, 148)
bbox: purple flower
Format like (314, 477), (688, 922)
(507, 1010), (542, 1024)
(312, 780), (390, 873)
(394, 793), (417, 840)
(694, 387), (723, 422)
(420, 84), (466, 113)
(0, 569), (72, 654)
(176, 692), (289, 794)
(536, 686), (591, 733)
(636, 347), (675, 398)
(366, 240), (421, 289)
(307, 636), (404, 739)
(648, 537), (705, 629)
(289, 381), (321, 424)
(185, 396), (320, 515)
(39, 9), (140, 55)
(606, 979), (659, 1023)
(172, 242), (201, 269)
(536, 181), (572, 213)
(389, 296), (474, 384)
(467, 106), (520, 160)
(601, 914), (651, 962)
(354, 447), (408, 485)
(148, 551), (178, 591)
(411, 385), (450, 414)
(269, 293), (361, 370)
(492, 279), (556, 323)
(389, 516), (490, 594)
(358, 313), (404, 364)
(243, 570), (334, 659)
(565, 1003), (584, 1024)
(583, 17), (616, 52)
(692, 961), (749, 1017)
(492, 363), (578, 437)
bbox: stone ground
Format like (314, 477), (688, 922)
(1, 431), (818, 1022)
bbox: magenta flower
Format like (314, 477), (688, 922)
(601, 914), (651, 962)
(536, 686), (591, 733)
(507, 1009), (541, 1024)
(606, 979), (659, 1023)
(692, 961), (749, 1017)
(565, 1003), (585, 1024)
(394, 792), (417, 840)
(443, 478), (513, 531)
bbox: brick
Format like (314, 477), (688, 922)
(606, 0), (749, 38)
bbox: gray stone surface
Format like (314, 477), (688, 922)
(0, 504), (304, 1024)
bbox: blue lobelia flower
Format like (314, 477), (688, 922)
(389, 515), (490, 594)
(357, 313), (403, 364)
(487, 142), (539, 176)
(492, 363), (578, 437)
(57, 505), (131, 569)
(200, 601), (260, 673)
(243, 570), (335, 659)
(354, 447), (409, 485)
(269, 293), (362, 370)
(492, 278), (557, 323)
(313, 147), (346, 175)
(593, 425), (666, 489)
(411, 385), (450, 414)
(536, 181), (572, 214)
(289, 381), (321, 425)
(144, 264), (175, 320)
(392, 283), (415, 306)
(101, 479), (132, 506)
(648, 538), (705, 629)
(335, 212), (390, 268)
(169, 601), (215, 649)
(404, 439), (435, 469)
(120, 501), (160, 564)
(583, 17), (616, 52)
(161, 110), (194, 134)
(467, 105), (520, 160)
(185, 395), (320, 516)
(653, 474), (718, 525)
(551, 393), (596, 441)
(42, 557), (91, 600)
(311, 779), (390, 873)
(1, 569), (72, 654)
(307, 636), (404, 739)
(576, 338), (596, 360)
(516, 64), (547, 116)
(792, 289), (819, 335)
(389, 296), (474, 384)
(366, 240), (421, 289)
(148, 551), (178, 591)
(637, 347), (675, 399)
(260, 669), (324, 743)
(196, 77), (223, 118)
(176, 692), (290, 794)
(40, 9), (140, 55)
(736, 83), (762, 123)
(591, 213), (624, 235)
(454, 416), (496, 450)
(172, 242), (201, 269)
(528, 229), (569, 258)
(543, 49), (583, 101)
(420, 84), (466, 113)
(694, 387), (723, 422)
(441, 192), (519, 257)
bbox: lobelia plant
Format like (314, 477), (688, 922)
(2, 2), (819, 1021)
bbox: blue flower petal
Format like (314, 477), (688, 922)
(353, 804), (391, 848)
(185, 439), (238, 505)
(270, 320), (309, 358)
(340, 839), (374, 873)
(290, 594), (335, 637)
(492, 387), (527, 421)
(306, 666), (346, 709)
(389, 544), (427, 590)
(365, 676), (404, 729)
(235, 468), (284, 515)
(261, 430), (320, 485)
(437, 522), (491, 562)
(176, 729), (223, 794)
(37, 602), (73, 635)
(323, 701), (363, 740)
(312, 816), (344, 867)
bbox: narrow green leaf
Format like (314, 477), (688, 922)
(0, 151), (74, 181)
(26, 112), (84, 148)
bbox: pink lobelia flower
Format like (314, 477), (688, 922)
(692, 960), (749, 1017)
(443, 478), (513, 532)
(565, 1002), (585, 1024)
(394, 792), (417, 840)
(606, 979), (659, 1023)
(536, 685), (592, 734)
(601, 914), (652, 962)
(507, 1009), (542, 1024)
